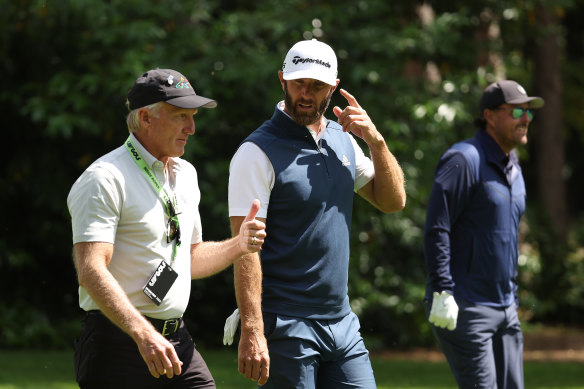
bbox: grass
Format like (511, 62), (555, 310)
(0, 349), (582, 388)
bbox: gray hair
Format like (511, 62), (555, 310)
(125, 101), (164, 133)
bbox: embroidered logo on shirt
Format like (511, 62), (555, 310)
(341, 155), (351, 166)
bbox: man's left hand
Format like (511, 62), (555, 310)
(223, 308), (240, 346)
(238, 199), (266, 253)
(429, 291), (459, 331)
(333, 89), (380, 144)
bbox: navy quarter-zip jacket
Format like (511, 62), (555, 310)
(424, 129), (526, 307)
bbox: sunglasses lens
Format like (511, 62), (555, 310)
(166, 201), (181, 244)
(166, 218), (181, 244)
(512, 108), (523, 119)
(169, 222), (176, 239)
(166, 219), (176, 242)
(512, 108), (533, 120)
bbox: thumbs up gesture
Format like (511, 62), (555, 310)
(238, 199), (266, 253)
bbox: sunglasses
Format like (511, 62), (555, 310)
(166, 200), (181, 245)
(495, 107), (534, 121)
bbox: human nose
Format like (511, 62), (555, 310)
(299, 84), (311, 97)
(185, 117), (195, 134)
(519, 111), (531, 123)
(515, 107), (533, 122)
(300, 82), (317, 97)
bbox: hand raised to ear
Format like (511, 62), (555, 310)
(333, 89), (379, 144)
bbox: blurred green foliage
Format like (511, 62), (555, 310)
(1, 0), (583, 349)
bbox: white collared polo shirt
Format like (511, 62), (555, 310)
(67, 133), (202, 319)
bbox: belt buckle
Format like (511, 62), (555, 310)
(162, 319), (179, 336)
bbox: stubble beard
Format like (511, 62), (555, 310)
(284, 83), (333, 126)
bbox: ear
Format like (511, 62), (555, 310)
(138, 108), (151, 126)
(332, 79), (340, 93)
(278, 71), (285, 90)
(483, 108), (496, 127)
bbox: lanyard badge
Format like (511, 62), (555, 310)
(143, 260), (179, 306)
(124, 137), (181, 305)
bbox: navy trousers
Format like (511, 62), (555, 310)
(426, 298), (524, 389)
(260, 311), (376, 389)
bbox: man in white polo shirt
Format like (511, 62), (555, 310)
(67, 68), (266, 389)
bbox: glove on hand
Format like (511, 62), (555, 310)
(223, 308), (240, 346)
(429, 291), (459, 331)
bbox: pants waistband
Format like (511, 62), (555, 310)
(86, 310), (182, 336)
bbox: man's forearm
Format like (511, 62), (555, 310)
(190, 238), (243, 279)
(234, 252), (264, 334)
(367, 135), (406, 213)
(74, 243), (154, 340)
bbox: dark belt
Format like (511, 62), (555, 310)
(87, 310), (182, 336)
(146, 316), (182, 336)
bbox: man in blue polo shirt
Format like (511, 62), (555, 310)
(226, 39), (406, 387)
(424, 80), (544, 389)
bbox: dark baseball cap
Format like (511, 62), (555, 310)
(479, 80), (544, 112)
(127, 68), (217, 110)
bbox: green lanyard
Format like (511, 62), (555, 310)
(124, 136), (180, 263)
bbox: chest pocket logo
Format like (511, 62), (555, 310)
(341, 155), (351, 166)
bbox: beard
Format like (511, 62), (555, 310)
(283, 83), (333, 126)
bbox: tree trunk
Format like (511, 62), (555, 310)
(533, 6), (567, 239)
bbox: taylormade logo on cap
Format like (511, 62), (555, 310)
(283, 39), (338, 86)
(291, 56), (332, 68)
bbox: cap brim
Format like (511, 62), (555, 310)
(507, 96), (545, 109)
(283, 70), (336, 86)
(166, 95), (217, 109)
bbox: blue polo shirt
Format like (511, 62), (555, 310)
(424, 130), (526, 307)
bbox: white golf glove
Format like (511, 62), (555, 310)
(429, 291), (459, 331)
(223, 308), (240, 346)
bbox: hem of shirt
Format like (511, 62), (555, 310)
(262, 301), (351, 320)
(229, 207), (268, 219)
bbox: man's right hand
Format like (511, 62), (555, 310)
(238, 329), (270, 385)
(135, 327), (183, 379)
(429, 291), (459, 331)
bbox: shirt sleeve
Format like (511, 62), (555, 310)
(423, 150), (475, 294)
(228, 142), (274, 219)
(67, 166), (121, 244)
(188, 168), (203, 245)
(349, 134), (375, 191)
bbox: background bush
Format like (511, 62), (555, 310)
(1, 0), (583, 349)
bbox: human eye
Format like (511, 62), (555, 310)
(313, 82), (327, 91)
(512, 108), (523, 119)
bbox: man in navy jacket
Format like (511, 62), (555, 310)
(424, 80), (544, 389)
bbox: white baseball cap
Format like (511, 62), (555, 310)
(282, 39), (338, 86)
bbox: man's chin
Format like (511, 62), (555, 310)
(291, 112), (319, 126)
